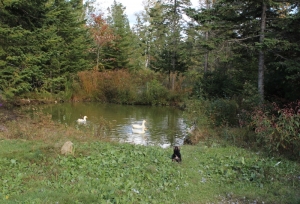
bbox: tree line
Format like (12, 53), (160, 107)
(0, 0), (299, 105)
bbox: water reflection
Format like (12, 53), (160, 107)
(39, 103), (189, 147)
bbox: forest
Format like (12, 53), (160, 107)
(0, 0), (299, 158)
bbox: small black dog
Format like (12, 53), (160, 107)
(171, 146), (182, 162)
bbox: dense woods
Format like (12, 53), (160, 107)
(0, 0), (299, 157)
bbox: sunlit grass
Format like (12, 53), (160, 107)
(178, 144), (300, 203)
(0, 111), (299, 203)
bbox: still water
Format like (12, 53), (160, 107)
(40, 103), (189, 147)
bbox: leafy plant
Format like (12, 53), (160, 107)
(251, 101), (300, 156)
(207, 99), (239, 127)
(142, 79), (169, 105)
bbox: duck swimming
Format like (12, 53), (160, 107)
(132, 120), (146, 129)
(132, 126), (146, 134)
(77, 116), (88, 123)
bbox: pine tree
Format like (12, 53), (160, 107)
(0, 0), (91, 96)
(0, 0), (48, 96)
(264, 3), (300, 102)
(105, 0), (132, 69)
(148, 0), (191, 89)
(131, 13), (148, 70)
(186, 0), (299, 102)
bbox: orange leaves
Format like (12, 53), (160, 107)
(77, 70), (99, 95)
(89, 14), (116, 47)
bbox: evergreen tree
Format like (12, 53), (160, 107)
(0, 0), (91, 96)
(265, 4), (300, 102)
(148, 0), (191, 89)
(131, 12), (148, 70)
(0, 0), (48, 96)
(134, 0), (159, 69)
(187, 0), (299, 102)
(105, 0), (132, 69)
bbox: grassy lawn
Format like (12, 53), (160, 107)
(0, 110), (299, 203)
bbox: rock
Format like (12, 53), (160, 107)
(61, 141), (74, 155)
(0, 125), (8, 132)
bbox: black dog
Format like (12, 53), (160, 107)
(172, 146), (182, 162)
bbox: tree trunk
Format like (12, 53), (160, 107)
(204, 0), (210, 72)
(204, 31), (209, 72)
(258, 3), (266, 104)
(146, 41), (150, 68)
(171, 51), (176, 90)
(96, 45), (100, 71)
(169, 70), (171, 89)
(171, 0), (178, 90)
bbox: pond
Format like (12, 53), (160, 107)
(36, 103), (190, 147)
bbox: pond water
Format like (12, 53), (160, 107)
(37, 103), (189, 147)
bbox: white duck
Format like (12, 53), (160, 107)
(132, 126), (146, 134)
(77, 116), (88, 123)
(160, 143), (171, 149)
(132, 120), (146, 129)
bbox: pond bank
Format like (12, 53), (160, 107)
(0, 103), (299, 203)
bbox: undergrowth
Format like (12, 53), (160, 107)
(75, 69), (190, 105)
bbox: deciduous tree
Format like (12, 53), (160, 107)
(89, 14), (115, 70)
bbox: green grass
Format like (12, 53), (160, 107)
(0, 139), (299, 204)
(0, 109), (299, 203)
(0, 140), (183, 203)
(178, 144), (300, 203)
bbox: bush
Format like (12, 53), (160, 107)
(76, 69), (189, 105)
(77, 70), (138, 104)
(240, 81), (260, 111)
(182, 99), (214, 145)
(207, 99), (239, 127)
(141, 79), (169, 105)
(183, 99), (210, 126)
(251, 101), (300, 156)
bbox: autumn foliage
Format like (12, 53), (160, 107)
(89, 14), (116, 70)
(77, 70), (139, 103)
(76, 69), (190, 105)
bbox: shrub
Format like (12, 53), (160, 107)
(182, 99), (214, 144)
(142, 79), (169, 105)
(100, 70), (137, 104)
(76, 69), (188, 105)
(240, 81), (260, 111)
(77, 70), (138, 103)
(251, 101), (300, 156)
(207, 99), (239, 127)
(183, 99), (210, 126)
(77, 70), (99, 96)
